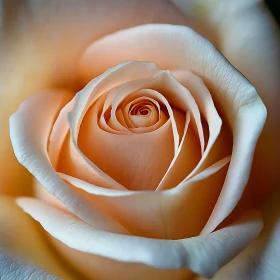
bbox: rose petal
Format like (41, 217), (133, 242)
(16, 197), (263, 278)
(207, 186), (280, 280)
(47, 238), (193, 280)
(48, 99), (126, 190)
(201, 103), (266, 234)
(65, 61), (164, 189)
(163, 157), (231, 238)
(172, 0), (280, 204)
(58, 157), (230, 239)
(79, 97), (174, 191)
(100, 81), (183, 152)
(79, 62), (205, 155)
(158, 70), (223, 190)
(0, 197), (77, 279)
(156, 112), (200, 190)
(171, 70), (222, 178)
(100, 89), (166, 134)
(78, 69), (205, 190)
(48, 101), (74, 169)
(79, 24), (266, 231)
(70, 61), (161, 135)
(97, 93), (131, 135)
(123, 95), (164, 129)
(116, 95), (161, 130)
(71, 62), (202, 191)
(10, 89), (129, 234)
(54, 62), (162, 190)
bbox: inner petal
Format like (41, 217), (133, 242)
(99, 78), (179, 146)
(126, 96), (160, 128)
(78, 95), (175, 191)
(109, 81), (182, 154)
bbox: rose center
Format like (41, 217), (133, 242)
(130, 101), (155, 117)
(126, 97), (162, 128)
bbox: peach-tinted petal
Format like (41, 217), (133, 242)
(163, 157), (231, 239)
(94, 93), (131, 135)
(78, 24), (265, 125)
(0, 0), (187, 197)
(57, 132), (127, 190)
(157, 112), (200, 190)
(99, 94), (132, 134)
(79, 24), (266, 230)
(48, 101), (74, 169)
(16, 197), (263, 279)
(207, 186), (280, 280)
(71, 61), (161, 135)
(101, 80), (183, 152)
(171, 70), (223, 177)
(58, 156), (229, 197)
(78, 68), (207, 190)
(60, 178), (166, 239)
(158, 70), (223, 191)
(47, 97), (125, 190)
(47, 238), (193, 280)
(79, 98), (174, 191)
(96, 69), (205, 155)
(112, 94), (163, 131)
(203, 0), (280, 203)
(171, 0), (280, 205)
(0, 197), (80, 279)
(201, 103), (266, 234)
(0, 250), (58, 280)
(64, 62), (163, 189)
(149, 71), (205, 155)
(10, 89), (129, 234)
(122, 95), (167, 132)
(58, 157), (230, 239)
(57, 62), (160, 190)
(126, 97), (160, 128)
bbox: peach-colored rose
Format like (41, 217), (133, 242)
(1, 1), (280, 280)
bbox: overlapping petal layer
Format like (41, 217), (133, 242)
(10, 89), (129, 235)
(10, 24), (267, 279)
(78, 24), (266, 234)
(17, 197), (263, 279)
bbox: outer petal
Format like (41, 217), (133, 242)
(79, 24), (267, 232)
(0, 197), (81, 279)
(207, 186), (280, 280)
(17, 197), (263, 279)
(65, 62), (172, 190)
(171, 0), (280, 204)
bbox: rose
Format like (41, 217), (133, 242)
(7, 27), (268, 280)
(0, 1), (278, 278)
(10, 54), (265, 280)
(0, 0), (280, 280)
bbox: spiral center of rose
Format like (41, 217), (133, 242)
(127, 97), (160, 128)
(77, 72), (203, 192)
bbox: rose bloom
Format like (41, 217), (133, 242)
(1, 1), (280, 280)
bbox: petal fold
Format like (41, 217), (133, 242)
(17, 197), (263, 278)
(79, 24), (266, 228)
(10, 89), (129, 234)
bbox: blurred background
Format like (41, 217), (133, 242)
(266, 0), (280, 25)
